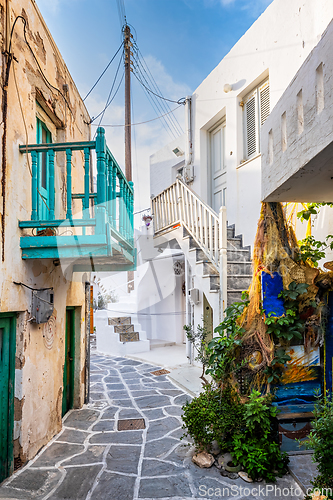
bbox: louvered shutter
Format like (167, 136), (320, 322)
(245, 93), (257, 158)
(259, 81), (270, 126)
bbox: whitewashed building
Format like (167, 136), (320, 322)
(97, 0), (333, 362)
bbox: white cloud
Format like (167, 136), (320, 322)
(83, 58), (190, 214)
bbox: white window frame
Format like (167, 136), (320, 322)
(243, 79), (270, 160)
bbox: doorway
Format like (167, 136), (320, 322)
(0, 314), (16, 483)
(62, 308), (75, 417)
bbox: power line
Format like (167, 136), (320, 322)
(95, 49), (124, 127)
(133, 54), (184, 138)
(133, 71), (186, 106)
(83, 43), (123, 101)
(132, 67), (179, 140)
(90, 50), (124, 124)
(134, 47), (185, 135)
(90, 104), (182, 127)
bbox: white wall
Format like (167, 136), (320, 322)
(150, 0), (333, 248)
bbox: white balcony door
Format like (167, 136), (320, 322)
(210, 121), (226, 213)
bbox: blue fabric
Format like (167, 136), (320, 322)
(262, 271), (285, 317)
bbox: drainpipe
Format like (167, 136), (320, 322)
(184, 96), (194, 184)
(185, 257), (192, 363)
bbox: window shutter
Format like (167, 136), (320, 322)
(259, 81), (270, 126)
(246, 95), (257, 158)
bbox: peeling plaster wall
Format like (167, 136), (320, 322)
(0, 0), (90, 461)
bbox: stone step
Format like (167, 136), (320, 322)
(150, 339), (176, 349)
(227, 248), (251, 262)
(209, 275), (220, 291)
(227, 275), (252, 290)
(203, 261), (218, 275)
(227, 224), (235, 239)
(119, 331), (140, 342)
(108, 317), (131, 326)
(227, 237), (243, 250)
(227, 261), (252, 275)
(227, 291), (243, 306)
(114, 324), (134, 334)
(195, 248), (207, 262)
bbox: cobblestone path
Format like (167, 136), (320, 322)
(0, 353), (304, 499)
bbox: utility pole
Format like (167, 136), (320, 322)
(124, 24), (134, 292)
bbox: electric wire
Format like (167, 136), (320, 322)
(134, 46), (185, 135)
(131, 55), (179, 139)
(93, 49), (124, 127)
(132, 56), (183, 139)
(83, 43), (123, 101)
(92, 104), (182, 128)
(133, 71), (186, 106)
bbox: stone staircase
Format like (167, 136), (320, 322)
(165, 224), (252, 309)
(95, 310), (150, 356)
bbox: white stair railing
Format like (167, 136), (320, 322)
(151, 179), (228, 314)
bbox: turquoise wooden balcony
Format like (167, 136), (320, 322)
(19, 127), (135, 272)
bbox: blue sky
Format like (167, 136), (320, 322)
(36, 0), (273, 210)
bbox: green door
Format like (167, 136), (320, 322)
(62, 308), (75, 417)
(0, 315), (15, 483)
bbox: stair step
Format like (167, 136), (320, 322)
(227, 262), (252, 275)
(227, 224), (235, 239)
(227, 249), (251, 262)
(108, 317), (131, 326)
(195, 248), (207, 262)
(203, 261), (218, 275)
(114, 324), (134, 334)
(150, 339), (176, 349)
(189, 236), (200, 250)
(119, 331), (140, 342)
(227, 291), (244, 306)
(227, 275), (252, 290)
(227, 237), (243, 250)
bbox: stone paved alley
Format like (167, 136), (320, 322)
(0, 353), (304, 500)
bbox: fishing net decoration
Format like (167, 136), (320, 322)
(231, 201), (332, 395)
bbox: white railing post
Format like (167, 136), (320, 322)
(219, 206), (228, 322)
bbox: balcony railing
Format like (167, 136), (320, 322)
(18, 127), (135, 271)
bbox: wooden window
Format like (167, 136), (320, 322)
(244, 79), (270, 159)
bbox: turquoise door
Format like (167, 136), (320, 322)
(0, 315), (15, 483)
(36, 118), (52, 220)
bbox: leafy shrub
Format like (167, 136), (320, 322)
(304, 395), (333, 499)
(232, 391), (289, 482)
(181, 385), (244, 452)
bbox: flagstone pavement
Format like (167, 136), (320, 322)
(0, 352), (304, 500)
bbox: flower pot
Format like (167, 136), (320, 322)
(225, 461), (241, 473)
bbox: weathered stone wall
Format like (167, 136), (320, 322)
(0, 0), (90, 461)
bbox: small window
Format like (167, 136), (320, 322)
(243, 79), (270, 160)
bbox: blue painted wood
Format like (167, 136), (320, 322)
(129, 181), (134, 243)
(19, 131), (135, 266)
(48, 150), (55, 220)
(111, 164), (117, 228)
(20, 234), (107, 248)
(84, 148), (90, 216)
(19, 219), (96, 228)
(66, 149), (72, 219)
(31, 151), (38, 221)
(119, 177), (124, 235)
(262, 271), (285, 317)
(107, 158), (112, 222)
(96, 127), (106, 207)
